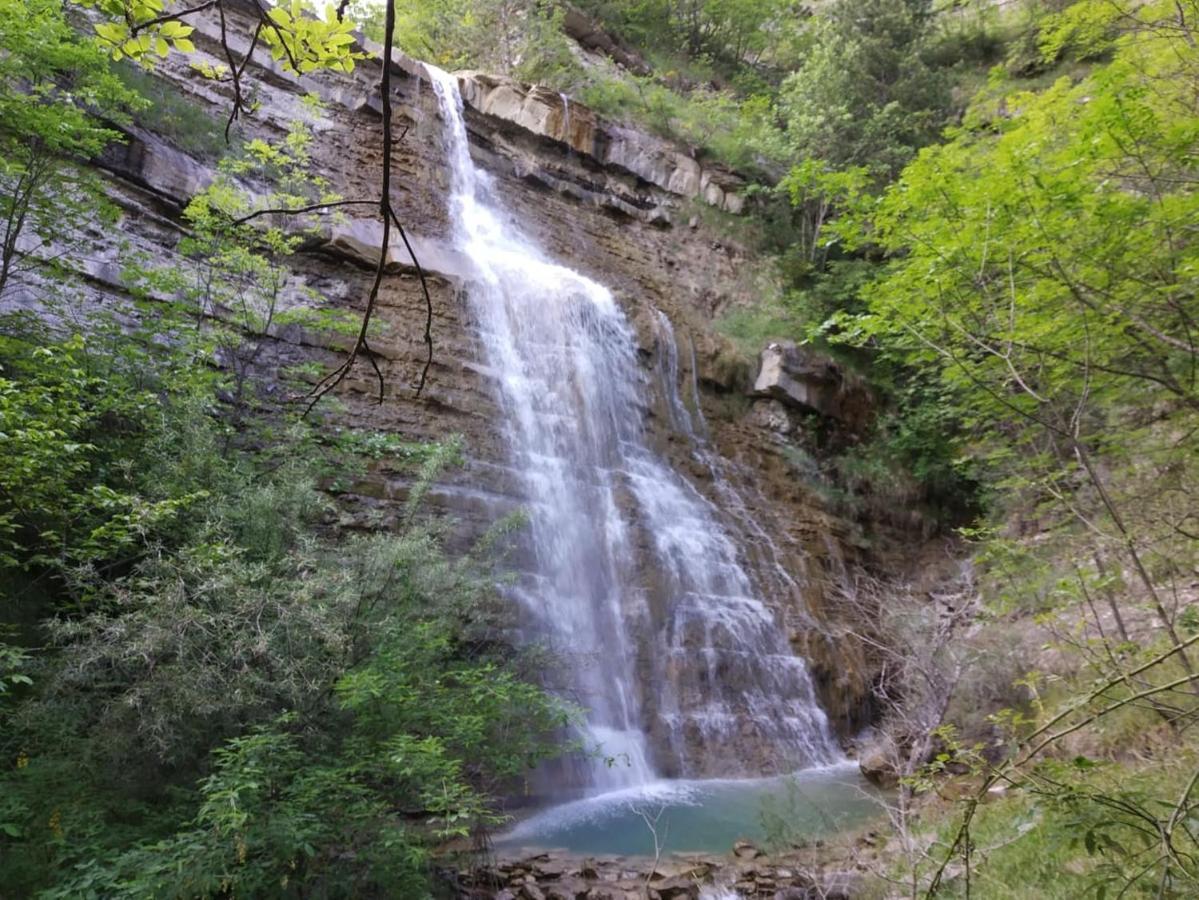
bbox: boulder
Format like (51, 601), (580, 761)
(532, 856), (571, 879)
(649, 875), (700, 899)
(751, 342), (873, 430)
(545, 880), (589, 900)
(748, 398), (798, 436)
(858, 746), (900, 790)
(733, 839), (762, 860)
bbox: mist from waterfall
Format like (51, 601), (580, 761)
(422, 64), (840, 791)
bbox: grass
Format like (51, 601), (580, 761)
(713, 294), (803, 361)
(115, 62), (237, 160)
(933, 789), (1095, 900)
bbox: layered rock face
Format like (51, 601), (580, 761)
(15, 7), (901, 778)
(752, 342), (875, 434)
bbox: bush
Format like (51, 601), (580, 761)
(0, 322), (571, 896)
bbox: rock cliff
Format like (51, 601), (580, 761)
(9, 5), (913, 770)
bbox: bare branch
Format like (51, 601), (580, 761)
(127, 0), (217, 36)
(230, 198), (377, 226)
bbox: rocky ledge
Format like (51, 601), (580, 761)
(749, 342), (875, 435)
(455, 72), (746, 215)
(445, 843), (864, 900)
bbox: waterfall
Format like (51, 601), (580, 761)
(559, 91), (571, 154)
(423, 65), (840, 790)
(652, 309), (696, 435)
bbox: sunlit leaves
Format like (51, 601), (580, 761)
(263, 1), (363, 74)
(82, 0), (198, 61)
(82, 0), (364, 75)
(857, 0), (1199, 446)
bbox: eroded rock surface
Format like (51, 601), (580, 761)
(8, 5), (923, 774)
(449, 849), (861, 900)
(751, 342), (874, 432)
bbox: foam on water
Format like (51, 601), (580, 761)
(497, 762), (882, 856)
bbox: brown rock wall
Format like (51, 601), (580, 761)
(11, 7), (916, 760)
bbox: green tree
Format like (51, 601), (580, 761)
(777, 0), (950, 178)
(856, 0), (1199, 579)
(0, 0), (140, 298)
(848, 4), (1199, 893)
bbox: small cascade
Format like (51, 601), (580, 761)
(559, 91), (572, 153)
(423, 63), (840, 791)
(651, 308), (696, 434)
(685, 329), (710, 439)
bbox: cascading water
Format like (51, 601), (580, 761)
(423, 64), (841, 791)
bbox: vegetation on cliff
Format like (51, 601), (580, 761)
(0, 2), (570, 894)
(370, 0), (1199, 895)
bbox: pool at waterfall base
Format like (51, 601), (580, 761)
(496, 762), (885, 857)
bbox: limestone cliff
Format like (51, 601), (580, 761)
(12, 6), (912, 766)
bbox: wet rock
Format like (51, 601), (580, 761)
(733, 839), (762, 860)
(533, 856), (570, 879)
(545, 880), (589, 900)
(650, 876), (700, 899)
(651, 859), (713, 881)
(859, 746), (901, 789)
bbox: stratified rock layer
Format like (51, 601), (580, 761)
(752, 342), (875, 433)
(10, 6), (916, 771)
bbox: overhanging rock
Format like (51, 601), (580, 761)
(751, 341), (874, 431)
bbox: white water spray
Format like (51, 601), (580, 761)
(423, 65), (840, 789)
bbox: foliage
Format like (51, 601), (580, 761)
(851, 0), (1199, 558)
(0, 316), (570, 896)
(0, 0), (141, 298)
(776, 0), (952, 178)
(824, 8), (1199, 895)
(84, 0), (362, 74)
(777, 161), (871, 272)
(0, 336), (208, 594)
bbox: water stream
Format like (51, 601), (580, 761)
(422, 65), (842, 800)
